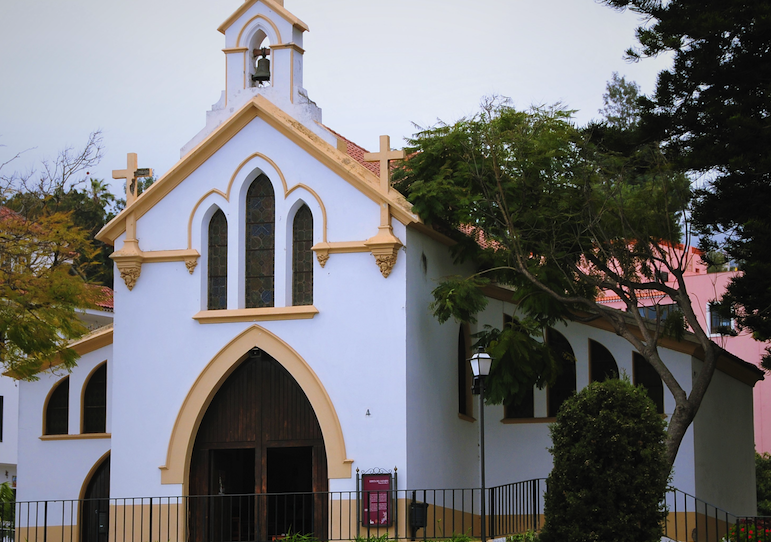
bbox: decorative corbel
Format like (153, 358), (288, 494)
(312, 243), (331, 268)
(111, 237), (144, 291)
(364, 225), (403, 278)
(185, 257), (198, 274)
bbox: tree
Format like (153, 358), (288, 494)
(598, 0), (771, 365)
(393, 98), (724, 468)
(0, 133), (106, 378)
(756, 453), (771, 516)
(0, 208), (99, 379)
(539, 379), (669, 542)
(1, 131), (118, 286)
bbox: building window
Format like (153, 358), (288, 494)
(207, 209), (228, 310)
(633, 353), (664, 414)
(0, 396), (4, 442)
(590, 340), (619, 383)
(245, 174), (275, 308)
(83, 364), (107, 434)
(292, 205), (314, 306)
(458, 325), (473, 417)
(638, 303), (678, 321)
(45, 377), (69, 435)
(546, 328), (576, 418)
(709, 303), (734, 335)
(503, 314), (537, 419)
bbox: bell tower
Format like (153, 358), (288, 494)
(182, 0), (325, 156)
(219, 0), (311, 110)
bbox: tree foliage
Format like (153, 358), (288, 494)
(539, 378), (669, 542)
(393, 98), (725, 467)
(599, 0), (771, 365)
(0, 132), (110, 378)
(0, 209), (99, 379)
(757, 453), (771, 516)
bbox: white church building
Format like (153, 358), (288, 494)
(15, 1), (762, 540)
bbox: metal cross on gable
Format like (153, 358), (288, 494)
(112, 153), (153, 207)
(363, 135), (405, 192)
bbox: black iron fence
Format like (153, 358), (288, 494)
(662, 488), (771, 542)
(6, 482), (770, 542)
(5, 480), (544, 542)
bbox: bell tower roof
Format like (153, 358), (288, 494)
(217, 0), (309, 35)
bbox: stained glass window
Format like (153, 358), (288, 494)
(208, 209), (228, 310)
(83, 364), (107, 434)
(45, 377), (69, 435)
(245, 175), (275, 308)
(292, 205), (313, 306)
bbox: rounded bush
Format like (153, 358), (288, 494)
(539, 378), (669, 542)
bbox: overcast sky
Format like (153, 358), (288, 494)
(0, 0), (671, 196)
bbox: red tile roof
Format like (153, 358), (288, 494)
(0, 206), (21, 220)
(89, 285), (114, 312)
(323, 126), (381, 177)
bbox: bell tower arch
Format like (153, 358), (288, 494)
(219, 0), (311, 113)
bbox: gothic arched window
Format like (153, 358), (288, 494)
(292, 205), (314, 306)
(83, 363), (107, 434)
(590, 340), (619, 383)
(547, 328), (577, 417)
(208, 209), (228, 310)
(45, 377), (69, 435)
(633, 352), (665, 414)
(245, 174), (275, 308)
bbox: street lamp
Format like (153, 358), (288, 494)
(469, 346), (492, 542)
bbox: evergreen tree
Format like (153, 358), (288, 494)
(598, 0), (771, 365)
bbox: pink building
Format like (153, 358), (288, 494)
(599, 248), (770, 453)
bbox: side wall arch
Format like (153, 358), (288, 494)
(161, 325), (352, 488)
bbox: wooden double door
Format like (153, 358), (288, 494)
(189, 350), (328, 542)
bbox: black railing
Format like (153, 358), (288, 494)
(6, 480), (545, 542)
(8, 482), (769, 542)
(663, 488), (771, 542)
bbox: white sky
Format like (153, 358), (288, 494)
(0, 0), (671, 196)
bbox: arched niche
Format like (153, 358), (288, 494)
(161, 325), (352, 489)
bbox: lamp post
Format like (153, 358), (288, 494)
(469, 347), (492, 542)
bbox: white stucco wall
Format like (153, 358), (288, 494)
(109, 120), (412, 498)
(17, 346), (112, 503)
(404, 228), (479, 490)
(694, 358), (757, 515)
(0, 375), (18, 490)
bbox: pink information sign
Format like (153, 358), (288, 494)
(362, 474), (392, 527)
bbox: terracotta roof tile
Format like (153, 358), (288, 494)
(322, 125), (381, 177)
(90, 285), (114, 311)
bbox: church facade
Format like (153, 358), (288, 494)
(15, 0), (762, 539)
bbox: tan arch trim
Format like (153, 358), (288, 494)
(287, 183), (328, 243)
(160, 325), (352, 488)
(236, 14), (282, 49)
(78, 450), (111, 502)
(79, 361), (107, 434)
(41, 375), (70, 437)
(226, 152), (289, 197)
(186, 160), (329, 250)
(187, 189), (228, 249)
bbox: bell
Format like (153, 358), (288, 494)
(252, 57), (270, 83)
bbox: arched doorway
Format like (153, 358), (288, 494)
(189, 348), (327, 542)
(81, 455), (110, 542)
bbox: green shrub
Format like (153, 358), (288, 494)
(539, 378), (669, 542)
(757, 452), (771, 516)
(506, 531), (539, 541)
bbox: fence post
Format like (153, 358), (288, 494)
(489, 488), (495, 539)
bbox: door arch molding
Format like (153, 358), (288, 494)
(161, 325), (352, 488)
